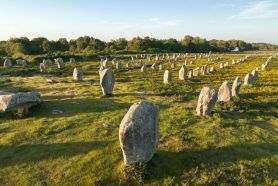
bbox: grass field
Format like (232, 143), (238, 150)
(0, 52), (277, 185)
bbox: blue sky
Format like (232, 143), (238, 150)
(0, 0), (278, 43)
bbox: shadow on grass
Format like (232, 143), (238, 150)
(0, 141), (114, 168)
(30, 97), (132, 118)
(146, 143), (278, 181)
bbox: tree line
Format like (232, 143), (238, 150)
(0, 35), (276, 57)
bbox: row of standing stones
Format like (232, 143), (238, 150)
(119, 56), (274, 165)
(0, 54), (275, 165)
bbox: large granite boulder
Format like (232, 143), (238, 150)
(0, 92), (41, 112)
(119, 101), (159, 164)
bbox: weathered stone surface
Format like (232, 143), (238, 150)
(171, 63), (176, 69)
(100, 68), (115, 96)
(55, 58), (64, 68)
(73, 67), (83, 81)
(251, 69), (258, 79)
(0, 92), (41, 112)
(119, 101), (159, 164)
(201, 65), (207, 75)
(188, 70), (193, 78)
(116, 62), (123, 70)
(193, 67), (199, 77)
(262, 64), (266, 70)
(70, 58), (76, 63)
(179, 65), (187, 80)
(3, 59), (12, 68)
(196, 87), (217, 117)
(159, 64), (164, 70)
(141, 64), (147, 73)
(151, 63), (157, 70)
(220, 63), (224, 69)
(102, 59), (109, 68)
(163, 70), (172, 84)
(43, 59), (52, 67)
(126, 61), (132, 69)
(244, 73), (253, 85)
(232, 76), (241, 97)
(16, 59), (27, 66)
(39, 63), (46, 72)
(218, 81), (232, 102)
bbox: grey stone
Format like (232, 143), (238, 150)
(232, 77), (241, 97)
(116, 62), (123, 70)
(70, 58), (76, 63)
(196, 87), (217, 117)
(3, 59), (12, 68)
(73, 67), (83, 81)
(141, 65), (147, 73)
(163, 70), (172, 84)
(179, 65), (187, 80)
(126, 61), (133, 69)
(251, 69), (258, 79)
(0, 92), (41, 113)
(244, 73), (253, 85)
(100, 68), (115, 96)
(218, 81), (232, 102)
(119, 101), (159, 164)
(55, 58), (64, 68)
(188, 70), (193, 78)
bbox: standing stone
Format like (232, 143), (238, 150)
(141, 65), (147, 73)
(39, 63), (46, 72)
(232, 77), (241, 97)
(193, 67), (199, 77)
(251, 69), (258, 79)
(188, 70), (193, 78)
(126, 62), (132, 69)
(73, 68), (83, 81)
(196, 87), (217, 117)
(261, 64), (266, 70)
(100, 68), (115, 96)
(99, 65), (106, 75)
(163, 70), (172, 84)
(139, 60), (144, 67)
(171, 63), (176, 69)
(3, 59), (12, 68)
(43, 59), (52, 67)
(55, 58), (64, 68)
(218, 81), (232, 102)
(102, 59), (109, 68)
(159, 64), (164, 70)
(119, 101), (159, 164)
(201, 65), (207, 75)
(179, 65), (187, 80)
(220, 63), (224, 69)
(151, 63), (157, 70)
(116, 62), (123, 70)
(70, 58), (76, 63)
(244, 73), (253, 85)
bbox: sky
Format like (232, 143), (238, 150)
(0, 0), (278, 43)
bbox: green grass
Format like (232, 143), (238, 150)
(0, 52), (277, 185)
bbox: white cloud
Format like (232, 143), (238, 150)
(229, 0), (278, 19)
